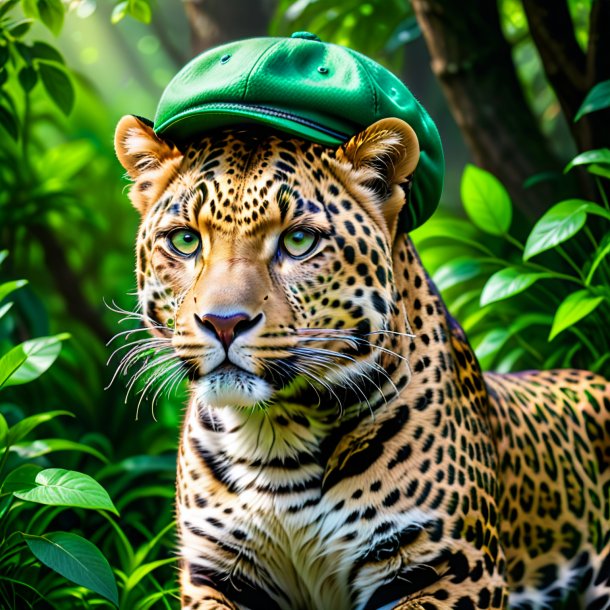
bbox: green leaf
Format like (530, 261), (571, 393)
(37, 0), (64, 35)
(433, 257), (485, 291)
(0, 104), (19, 140)
(0, 345), (27, 389)
(549, 289), (604, 340)
(13, 468), (118, 514)
(564, 148), (610, 173)
(1, 463), (42, 493)
(523, 199), (589, 260)
(111, 1), (128, 23)
(38, 60), (74, 115)
(10, 438), (108, 463)
(587, 164), (610, 180)
(461, 164), (512, 235)
(5, 410), (72, 446)
(0, 250), (8, 266)
(7, 18), (33, 37)
(128, 0), (152, 23)
(0, 46), (9, 69)
(0, 413), (7, 446)
(0, 0), (20, 18)
(0, 279), (27, 302)
(124, 557), (176, 594)
(24, 532), (118, 606)
(2, 333), (68, 388)
(18, 66), (37, 92)
(31, 40), (64, 64)
(575, 80), (610, 121)
(480, 267), (554, 305)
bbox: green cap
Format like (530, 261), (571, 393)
(154, 32), (444, 230)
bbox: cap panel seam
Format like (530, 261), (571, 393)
(354, 54), (378, 116)
(241, 39), (284, 101)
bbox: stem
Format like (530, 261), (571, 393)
(504, 233), (524, 250)
(524, 260), (583, 285)
(0, 447), (10, 480)
(556, 245), (586, 280)
(597, 177), (610, 210)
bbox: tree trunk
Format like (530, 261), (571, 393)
(522, 0), (610, 153)
(183, 0), (277, 56)
(410, 0), (563, 219)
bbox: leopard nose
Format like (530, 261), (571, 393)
(195, 312), (262, 350)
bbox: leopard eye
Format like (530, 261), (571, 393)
(168, 229), (200, 256)
(281, 228), (319, 259)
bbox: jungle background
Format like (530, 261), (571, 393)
(0, 0), (608, 607)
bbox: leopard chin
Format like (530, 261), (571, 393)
(193, 364), (274, 408)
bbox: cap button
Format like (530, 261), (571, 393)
(291, 31), (321, 42)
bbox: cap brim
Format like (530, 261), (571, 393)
(154, 102), (358, 147)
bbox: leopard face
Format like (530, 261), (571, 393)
(115, 117), (419, 410)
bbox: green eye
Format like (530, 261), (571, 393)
(282, 228), (319, 258)
(168, 229), (200, 256)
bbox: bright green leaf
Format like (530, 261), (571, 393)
(523, 199), (590, 260)
(0, 345), (27, 389)
(2, 333), (68, 388)
(587, 164), (610, 179)
(564, 148), (610, 173)
(0, 302), (13, 321)
(0, 413), (7, 446)
(549, 289), (604, 340)
(461, 164), (512, 235)
(129, 0), (152, 23)
(433, 257), (485, 291)
(13, 468), (118, 514)
(480, 267), (554, 305)
(5, 410), (72, 446)
(111, 1), (128, 23)
(0, 250), (8, 266)
(1, 463), (42, 493)
(24, 532), (118, 606)
(38, 60), (74, 115)
(21, 0), (38, 18)
(575, 80), (610, 121)
(0, 279), (27, 302)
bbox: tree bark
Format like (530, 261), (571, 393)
(410, 0), (563, 219)
(522, 0), (610, 153)
(183, 0), (277, 56)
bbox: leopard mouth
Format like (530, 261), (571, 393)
(193, 360), (274, 408)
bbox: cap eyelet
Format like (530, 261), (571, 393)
(220, 54), (231, 64)
(317, 66), (329, 75)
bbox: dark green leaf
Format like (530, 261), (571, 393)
(434, 257), (485, 291)
(13, 468), (118, 514)
(5, 410), (72, 446)
(31, 40), (64, 64)
(523, 199), (589, 260)
(24, 532), (119, 606)
(384, 16), (420, 52)
(38, 60), (74, 115)
(6, 18), (33, 37)
(575, 80), (610, 121)
(0, 104), (19, 139)
(564, 148), (610, 173)
(37, 0), (64, 35)
(0, 68), (8, 87)
(549, 289), (604, 340)
(0, 46), (9, 69)
(480, 267), (554, 305)
(2, 333), (68, 388)
(461, 164), (512, 235)
(1, 463), (42, 493)
(18, 66), (37, 92)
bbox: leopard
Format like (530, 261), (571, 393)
(114, 113), (610, 610)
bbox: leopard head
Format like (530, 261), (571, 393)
(114, 117), (419, 410)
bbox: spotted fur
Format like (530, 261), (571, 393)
(114, 115), (610, 610)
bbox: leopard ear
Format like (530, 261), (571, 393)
(114, 115), (183, 214)
(336, 118), (420, 236)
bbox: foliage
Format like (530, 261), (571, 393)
(0, 254), (179, 608)
(413, 150), (610, 375)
